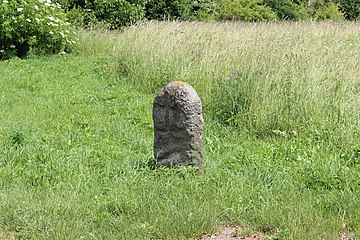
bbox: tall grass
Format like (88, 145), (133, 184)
(0, 21), (359, 239)
(77, 21), (360, 144)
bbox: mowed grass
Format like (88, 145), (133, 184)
(0, 21), (359, 239)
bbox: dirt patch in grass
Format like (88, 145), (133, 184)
(199, 225), (261, 240)
(199, 225), (358, 240)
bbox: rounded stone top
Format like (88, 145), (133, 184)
(155, 81), (201, 105)
(163, 81), (192, 96)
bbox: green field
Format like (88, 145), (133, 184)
(0, 21), (359, 239)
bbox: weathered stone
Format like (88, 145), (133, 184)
(153, 81), (203, 168)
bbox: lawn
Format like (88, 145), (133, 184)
(0, 21), (359, 239)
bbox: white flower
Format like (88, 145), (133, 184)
(49, 31), (54, 35)
(26, 19), (31, 22)
(10, 44), (15, 48)
(60, 32), (65, 38)
(42, 0), (51, 6)
(34, 5), (38, 10)
(35, 18), (40, 22)
(17, 8), (23, 12)
(47, 22), (57, 26)
(0, 50), (4, 53)
(2, 0), (9, 3)
(47, 16), (55, 21)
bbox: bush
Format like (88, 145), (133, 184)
(56, 0), (147, 29)
(0, 0), (77, 59)
(263, 0), (310, 20)
(62, 7), (96, 27)
(192, 0), (219, 20)
(218, 0), (278, 21)
(309, 0), (344, 20)
(145, 0), (191, 20)
(89, 0), (147, 29)
(338, 0), (360, 20)
(55, 0), (86, 9)
(145, 0), (218, 21)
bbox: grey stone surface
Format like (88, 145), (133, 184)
(153, 81), (203, 168)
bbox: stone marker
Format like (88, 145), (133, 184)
(153, 81), (203, 168)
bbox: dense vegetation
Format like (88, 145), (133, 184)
(0, 21), (359, 239)
(0, 0), (77, 59)
(1, 0), (359, 59)
(58, 0), (359, 28)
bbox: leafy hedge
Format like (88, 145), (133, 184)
(263, 0), (310, 20)
(56, 0), (147, 29)
(56, 0), (358, 29)
(311, 0), (345, 20)
(218, 0), (278, 21)
(338, 0), (360, 20)
(0, 0), (77, 59)
(145, 0), (218, 21)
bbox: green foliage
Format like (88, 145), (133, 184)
(338, 0), (360, 20)
(264, 0), (310, 20)
(55, 0), (86, 9)
(55, 0), (147, 29)
(192, 0), (219, 20)
(145, 0), (192, 20)
(52, 0), (360, 28)
(0, 0), (77, 59)
(63, 7), (96, 27)
(312, 1), (345, 20)
(89, 0), (147, 29)
(307, 0), (359, 20)
(218, 0), (278, 21)
(144, 0), (218, 21)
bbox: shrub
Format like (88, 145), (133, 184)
(63, 7), (96, 27)
(192, 0), (219, 20)
(89, 0), (147, 29)
(55, 0), (86, 9)
(311, 0), (345, 20)
(263, 0), (310, 20)
(0, 0), (77, 59)
(145, 0), (218, 21)
(218, 0), (278, 21)
(338, 0), (360, 20)
(145, 0), (192, 20)
(56, 0), (147, 29)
